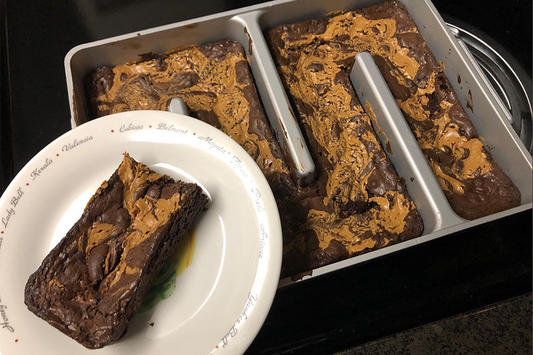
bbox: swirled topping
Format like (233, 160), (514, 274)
(273, 6), (423, 261)
(397, 74), (493, 195)
(279, 12), (420, 79)
(80, 154), (183, 293)
(273, 1), (519, 268)
(25, 152), (209, 348)
(93, 42), (289, 179)
(301, 189), (414, 254)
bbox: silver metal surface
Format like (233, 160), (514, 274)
(233, 11), (317, 185)
(168, 98), (189, 115)
(64, 0), (533, 285)
(447, 23), (533, 154)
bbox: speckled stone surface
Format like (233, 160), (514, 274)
(336, 293), (532, 355)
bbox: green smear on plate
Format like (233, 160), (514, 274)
(139, 261), (179, 313)
(139, 228), (196, 312)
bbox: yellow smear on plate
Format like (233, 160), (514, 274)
(174, 228), (196, 276)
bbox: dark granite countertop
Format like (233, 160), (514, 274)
(337, 293), (532, 355)
(1, 0), (531, 354)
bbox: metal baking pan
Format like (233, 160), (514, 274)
(64, 0), (533, 285)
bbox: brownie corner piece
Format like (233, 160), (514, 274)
(24, 152), (209, 349)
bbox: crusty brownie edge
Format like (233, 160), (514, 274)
(24, 153), (209, 349)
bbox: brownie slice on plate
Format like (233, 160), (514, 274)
(24, 153), (209, 349)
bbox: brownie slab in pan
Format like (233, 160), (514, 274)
(65, 0), (533, 283)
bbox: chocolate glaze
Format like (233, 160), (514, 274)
(270, 0), (520, 231)
(467, 89), (474, 112)
(24, 154), (209, 349)
(244, 26), (253, 56)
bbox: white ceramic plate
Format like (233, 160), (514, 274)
(0, 111), (282, 355)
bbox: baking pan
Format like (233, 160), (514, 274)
(64, 0), (533, 284)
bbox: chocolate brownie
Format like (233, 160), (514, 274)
(269, 21), (424, 277)
(269, 0), (520, 222)
(87, 35), (423, 277)
(24, 153), (209, 349)
(87, 40), (295, 200)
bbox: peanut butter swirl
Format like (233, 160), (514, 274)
(279, 47), (378, 208)
(24, 153), (209, 349)
(102, 154), (183, 292)
(271, 0), (520, 267)
(271, 3), (424, 274)
(91, 41), (289, 181)
(279, 12), (420, 80)
(397, 72), (493, 195)
(303, 189), (414, 254)
(77, 154), (184, 295)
